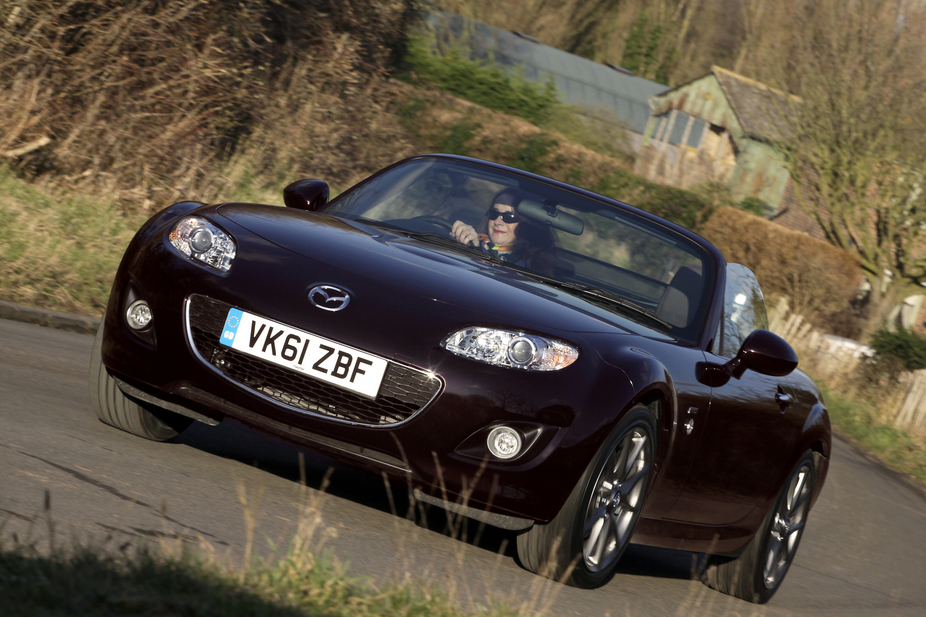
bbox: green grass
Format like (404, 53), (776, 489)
(822, 385), (926, 485)
(0, 541), (520, 617)
(0, 165), (328, 317)
(0, 167), (145, 315)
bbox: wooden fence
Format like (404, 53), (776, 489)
(893, 371), (926, 432)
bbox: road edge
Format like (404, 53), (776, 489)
(831, 430), (926, 499)
(0, 299), (100, 335)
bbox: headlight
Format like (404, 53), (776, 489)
(441, 327), (578, 371)
(168, 216), (236, 272)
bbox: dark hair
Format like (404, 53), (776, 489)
(478, 188), (557, 273)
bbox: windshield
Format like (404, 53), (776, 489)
(324, 157), (716, 343)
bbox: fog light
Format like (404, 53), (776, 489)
(487, 426), (522, 459)
(126, 300), (153, 330)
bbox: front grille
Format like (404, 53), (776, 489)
(186, 294), (442, 426)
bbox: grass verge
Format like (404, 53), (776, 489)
(821, 385), (926, 486)
(0, 166), (144, 315)
(0, 541), (520, 617)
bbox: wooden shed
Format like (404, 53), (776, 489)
(636, 66), (826, 240)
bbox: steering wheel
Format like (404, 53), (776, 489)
(410, 215), (454, 231)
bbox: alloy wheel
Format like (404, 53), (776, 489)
(763, 459), (813, 589)
(582, 427), (652, 572)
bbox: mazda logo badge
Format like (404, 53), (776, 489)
(308, 285), (351, 312)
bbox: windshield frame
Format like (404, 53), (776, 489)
(320, 154), (725, 347)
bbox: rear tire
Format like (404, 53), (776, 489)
(702, 450), (818, 603)
(517, 406), (655, 588)
(89, 316), (192, 441)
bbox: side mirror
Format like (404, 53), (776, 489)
(724, 329), (797, 379)
(283, 179), (329, 211)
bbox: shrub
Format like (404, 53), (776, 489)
(434, 117), (483, 155)
(639, 184), (715, 231)
(870, 327), (926, 371)
(500, 132), (559, 173)
(739, 196), (771, 216)
(400, 35), (560, 124)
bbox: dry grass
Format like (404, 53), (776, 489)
(0, 0), (414, 210)
(0, 479), (535, 617)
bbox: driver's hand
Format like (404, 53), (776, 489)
(451, 220), (478, 247)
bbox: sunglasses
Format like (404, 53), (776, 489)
(486, 208), (520, 223)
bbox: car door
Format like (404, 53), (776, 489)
(663, 264), (797, 526)
(638, 342), (714, 518)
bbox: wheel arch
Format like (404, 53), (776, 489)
(762, 404), (830, 524)
(796, 401), (831, 507)
(633, 387), (672, 473)
(800, 402), (832, 457)
(587, 339), (685, 468)
(612, 353), (677, 475)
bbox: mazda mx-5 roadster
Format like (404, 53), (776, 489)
(90, 154), (829, 602)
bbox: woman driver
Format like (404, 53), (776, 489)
(451, 188), (556, 273)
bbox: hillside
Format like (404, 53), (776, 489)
(1, 0), (737, 316)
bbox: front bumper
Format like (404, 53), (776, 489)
(101, 211), (635, 524)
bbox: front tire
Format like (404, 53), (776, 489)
(89, 317), (192, 441)
(702, 450), (818, 603)
(517, 406), (655, 588)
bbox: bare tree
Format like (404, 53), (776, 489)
(765, 0), (926, 333)
(731, 0), (768, 74)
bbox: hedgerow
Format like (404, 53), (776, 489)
(701, 207), (862, 336)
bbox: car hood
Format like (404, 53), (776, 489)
(217, 204), (671, 338)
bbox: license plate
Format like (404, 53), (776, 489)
(219, 308), (388, 399)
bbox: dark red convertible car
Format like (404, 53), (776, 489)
(90, 154), (829, 603)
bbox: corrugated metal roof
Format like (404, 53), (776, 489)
(423, 8), (670, 134)
(711, 66), (797, 142)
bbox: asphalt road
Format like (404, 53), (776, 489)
(1, 317), (924, 616)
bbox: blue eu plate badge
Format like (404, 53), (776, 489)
(221, 308), (243, 346)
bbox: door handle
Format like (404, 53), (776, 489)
(775, 392), (792, 410)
